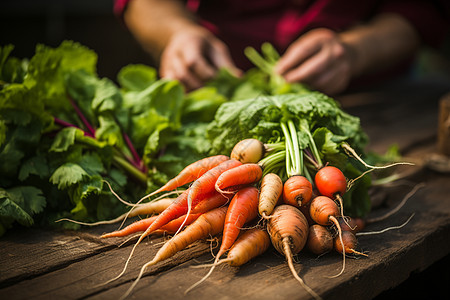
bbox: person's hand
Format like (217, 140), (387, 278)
(160, 27), (240, 91)
(275, 28), (354, 95)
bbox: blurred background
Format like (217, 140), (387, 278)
(2, 0), (450, 83)
(0, 0), (154, 81)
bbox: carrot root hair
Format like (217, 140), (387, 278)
(282, 238), (322, 300)
(120, 259), (157, 300)
(328, 216), (345, 278)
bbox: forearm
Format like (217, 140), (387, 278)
(340, 13), (421, 78)
(123, 0), (201, 60)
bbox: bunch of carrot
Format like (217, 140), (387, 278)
(95, 137), (386, 300)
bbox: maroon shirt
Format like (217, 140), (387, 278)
(115, 0), (448, 77)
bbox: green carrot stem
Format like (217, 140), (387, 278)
(302, 165), (313, 186)
(300, 121), (322, 168)
(288, 120), (302, 175)
(280, 122), (295, 177)
(113, 155), (147, 185)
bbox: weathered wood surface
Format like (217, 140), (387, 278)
(1, 77), (450, 300)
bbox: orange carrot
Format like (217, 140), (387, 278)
(191, 192), (229, 214)
(128, 198), (175, 216)
(101, 213), (203, 238)
(121, 206), (228, 299)
(306, 224), (333, 256)
(194, 228), (271, 268)
(221, 228), (270, 267)
(156, 213), (202, 235)
(218, 186), (259, 257)
(267, 205), (320, 300)
(101, 215), (158, 238)
(106, 188), (218, 284)
(258, 173), (283, 219)
(55, 197), (175, 227)
(215, 163), (263, 195)
(186, 186), (259, 294)
(334, 230), (367, 257)
(309, 195), (346, 277)
(146, 155), (229, 198)
(283, 175), (313, 207)
(185, 159), (242, 231)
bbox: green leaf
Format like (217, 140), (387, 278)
(0, 197), (34, 227)
(117, 64), (157, 91)
(7, 186), (46, 215)
(18, 154), (49, 180)
(95, 114), (123, 146)
(182, 87), (227, 123)
(78, 152), (105, 175)
(50, 162), (89, 189)
(91, 78), (122, 113)
(0, 186), (46, 230)
(50, 127), (78, 152)
(313, 127), (347, 170)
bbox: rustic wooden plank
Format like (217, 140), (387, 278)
(0, 220), (142, 287)
(0, 232), (213, 300)
(0, 172), (448, 300)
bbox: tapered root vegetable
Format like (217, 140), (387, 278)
(334, 231), (367, 257)
(145, 155), (229, 198)
(258, 173), (283, 218)
(190, 192), (229, 214)
(107, 189), (219, 284)
(310, 196), (346, 277)
(267, 205), (321, 300)
(195, 228), (271, 268)
(219, 187), (260, 257)
(283, 175), (313, 207)
(215, 163), (263, 195)
(231, 138), (265, 163)
(121, 206), (228, 299)
(315, 166), (347, 220)
(186, 159), (242, 230)
(224, 228), (271, 266)
(307, 224), (333, 256)
(185, 186), (260, 294)
(101, 213), (202, 238)
(56, 198), (174, 227)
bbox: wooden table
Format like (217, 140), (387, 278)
(1, 76), (450, 300)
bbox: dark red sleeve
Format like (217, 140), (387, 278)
(378, 0), (449, 48)
(114, 0), (131, 18)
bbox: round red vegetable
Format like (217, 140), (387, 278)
(315, 166), (347, 198)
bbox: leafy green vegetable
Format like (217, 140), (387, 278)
(0, 42), (212, 235)
(0, 40), (379, 234)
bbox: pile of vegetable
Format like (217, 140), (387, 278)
(0, 41), (222, 236)
(2, 41), (413, 298)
